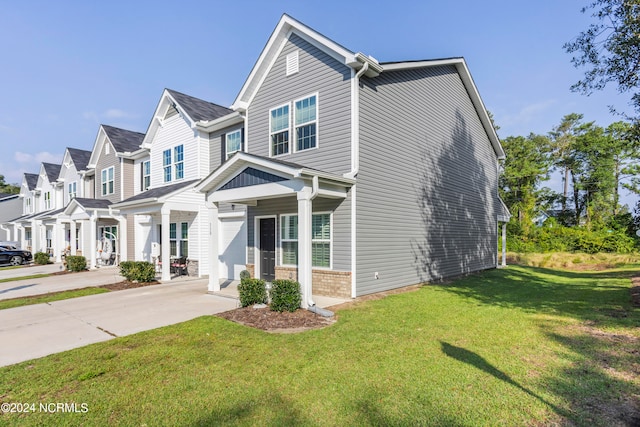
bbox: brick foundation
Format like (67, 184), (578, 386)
(274, 266), (351, 299)
(187, 259), (199, 277)
(245, 264), (255, 278)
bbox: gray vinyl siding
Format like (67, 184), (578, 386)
(246, 194), (351, 271)
(246, 33), (352, 175)
(209, 124), (244, 171)
(122, 159), (135, 200)
(127, 213), (135, 261)
(95, 141), (121, 203)
(356, 65), (499, 296)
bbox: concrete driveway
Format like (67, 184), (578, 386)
(0, 280), (239, 367)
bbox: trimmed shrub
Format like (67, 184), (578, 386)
(238, 278), (267, 307)
(270, 279), (302, 312)
(119, 261), (156, 282)
(66, 256), (87, 272)
(34, 252), (50, 265)
(239, 270), (251, 280)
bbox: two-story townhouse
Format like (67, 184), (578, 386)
(112, 89), (245, 282)
(9, 173), (39, 251)
(197, 15), (510, 307)
(31, 162), (63, 258)
(64, 125), (144, 269)
(52, 147), (92, 261)
(0, 193), (22, 243)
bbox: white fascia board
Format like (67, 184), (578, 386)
(117, 148), (149, 160)
(210, 180), (304, 203)
(195, 111), (244, 132)
(87, 126), (107, 169)
(111, 198), (159, 210)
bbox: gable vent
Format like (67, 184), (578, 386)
(286, 51), (299, 76)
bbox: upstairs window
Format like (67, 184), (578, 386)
(270, 105), (289, 156)
(142, 161), (151, 190)
(174, 145), (184, 180)
(25, 197), (32, 214)
(101, 166), (114, 195)
(68, 181), (77, 200)
(163, 149), (172, 182)
(226, 130), (242, 160)
(44, 191), (52, 210)
(295, 95), (317, 151)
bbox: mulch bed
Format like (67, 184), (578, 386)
(217, 306), (335, 333)
(98, 281), (160, 291)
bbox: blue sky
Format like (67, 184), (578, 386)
(0, 1), (635, 204)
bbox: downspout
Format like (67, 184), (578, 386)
(346, 61), (369, 300)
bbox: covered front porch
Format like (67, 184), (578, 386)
(197, 152), (355, 309)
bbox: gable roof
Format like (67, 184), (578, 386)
(24, 173), (38, 190)
(0, 193), (19, 202)
(232, 14), (381, 110)
(67, 147), (92, 171)
(101, 125), (145, 153)
(42, 163), (61, 183)
(165, 89), (233, 123)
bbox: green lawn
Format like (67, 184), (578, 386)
(0, 274), (50, 284)
(0, 265), (638, 426)
(0, 288), (110, 310)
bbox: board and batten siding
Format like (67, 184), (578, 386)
(95, 141), (122, 203)
(356, 65), (499, 296)
(246, 33), (352, 175)
(150, 113), (199, 189)
(246, 194), (351, 272)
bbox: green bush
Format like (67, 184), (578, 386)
(34, 252), (50, 265)
(238, 278), (267, 307)
(270, 279), (302, 312)
(239, 270), (251, 280)
(66, 256), (87, 272)
(119, 261), (156, 282)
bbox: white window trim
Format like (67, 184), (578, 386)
(68, 181), (77, 200)
(226, 129), (242, 160)
(168, 221), (189, 258)
(269, 102), (291, 158)
(293, 92), (319, 153)
(163, 148), (172, 183)
(278, 211), (332, 270)
(142, 161), (151, 190)
(101, 166), (114, 195)
(44, 191), (52, 210)
(174, 144), (184, 181)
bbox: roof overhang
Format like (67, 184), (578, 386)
(110, 180), (200, 210)
(197, 152), (355, 204)
(87, 125), (111, 169)
(141, 89), (196, 149)
(195, 111), (244, 133)
(382, 58), (505, 160)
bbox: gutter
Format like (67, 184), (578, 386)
(345, 61), (369, 179)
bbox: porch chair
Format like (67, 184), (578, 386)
(170, 256), (188, 276)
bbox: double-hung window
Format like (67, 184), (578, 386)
(294, 95), (317, 151)
(102, 167), (114, 195)
(163, 149), (172, 182)
(180, 222), (188, 257)
(174, 145), (184, 180)
(280, 213), (331, 268)
(270, 105), (289, 156)
(226, 130), (242, 159)
(44, 192), (52, 210)
(169, 222), (189, 257)
(25, 197), (32, 214)
(142, 161), (151, 190)
(68, 182), (77, 200)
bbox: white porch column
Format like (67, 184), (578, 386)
(31, 220), (39, 253)
(161, 208), (171, 282)
(297, 189), (313, 309)
(207, 201), (220, 292)
(118, 215), (127, 263)
(70, 221), (77, 255)
(89, 213), (97, 269)
(501, 222), (507, 267)
(54, 219), (64, 262)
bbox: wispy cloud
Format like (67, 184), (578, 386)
(82, 108), (137, 122)
(498, 100), (556, 130)
(15, 151), (63, 165)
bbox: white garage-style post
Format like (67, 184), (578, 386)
(89, 212), (97, 269)
(297, 188), (313, 309)
(161, 208), (171, 281)
(207, 200), (220, 292)
(70, 220), (77, 255)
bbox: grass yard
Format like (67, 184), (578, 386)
(0, 288), (110, 310)
(0, 265), (638, 426)
(0, 274), (50, 284)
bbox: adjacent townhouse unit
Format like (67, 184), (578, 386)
(112, 89), (246, 282)
(197, 14), (509, 307)
(0, 193), (21, 242)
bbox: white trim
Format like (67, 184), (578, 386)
(292, 92), (319, 153)
(218, 211), (246, 219)
(101, 166), (114, 196)
(225, 129), (242, 160)
(254, 215), (277, 281)
(278, 210), (333, 270)
(351, 184), (356, 298)
(286, 50), (299, 76)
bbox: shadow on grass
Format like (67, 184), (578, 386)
(437, 266), (637, 327)
(191, 394), (306, 426)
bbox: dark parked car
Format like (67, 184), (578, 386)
(0, 245), (33, 266)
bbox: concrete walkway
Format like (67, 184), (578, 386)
(0, 264), (126, 301)
(0, 279), (239, 367)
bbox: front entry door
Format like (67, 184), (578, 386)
(259, 218), (276, 282)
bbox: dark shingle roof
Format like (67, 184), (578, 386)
(166, 89), (233, 122)
(67, 147), (92, 171)
(71, 198), (113, 210)
(8, 212), (40, 222)
(102, 125), (145, 153)
(35, 207), (65, 220)
(42, 163), (61, 182)
(116, 179), (199, 205)
(0, 193), (19, 201)
(24, 173), (38, 190)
